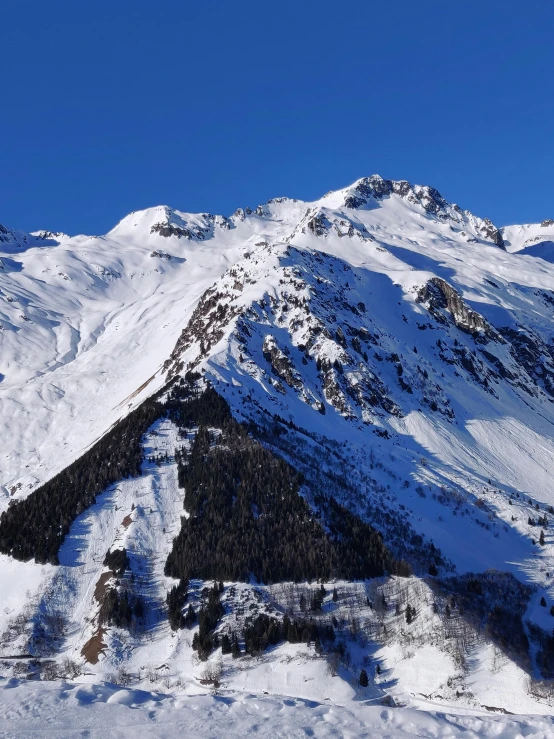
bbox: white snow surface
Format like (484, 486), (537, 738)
(4, 176), (554, 734)
(1, 678), (554, 739)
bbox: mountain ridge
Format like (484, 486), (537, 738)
(2, 176), (554, 713)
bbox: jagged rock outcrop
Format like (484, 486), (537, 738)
(150, 222), (194, 239)
(344, 176), (449, 217)
(164, 284), (243, 377)
(417, 277), (497, 336)
(477, 218), (505, 249)
(342, 176), (505, 248)
(262, 336), (303, 390)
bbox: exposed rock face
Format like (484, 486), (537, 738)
(164, 284), (243, 377)
(343, 176), (505, 248)
(500, 326), (554, 398)
(415, 278), (554, 400)
(150, 222), (194, 239)
(291, 208), (374, 244)
(150, 213), (229, 241)
(344, 176), (450, 218)
(344, 176), (398, 209)
(306, 213), (330, 237)
(262, 335), (302, 390)
(417, 277), (495, 335)
(541, 219), (554, 227)
(34, 230), (64, 241)
(478, 218), (505, 249)
(407, 185), (450, 216)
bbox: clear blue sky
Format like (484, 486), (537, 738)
(1, 1), (553, 235)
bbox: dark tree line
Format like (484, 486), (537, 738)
(0, 372), (399, 596)
(167, 579), (195, 631)
(433, 572), (531, 668)
(192, 582), (225, 660)
(0, 398), (163, 564)
(196, 610), (338, 662)
(527, 622), (554, 678)
(165, 382), (231, 429)
(240, 613), (335, 656)
(252, 411), (448, 576)
(164, 411), (397, 583)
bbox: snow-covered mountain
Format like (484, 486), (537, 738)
(2, 176), (554, 731)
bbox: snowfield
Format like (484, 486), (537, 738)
(1, 679), (554, 739)
(3, 176), (554, 735)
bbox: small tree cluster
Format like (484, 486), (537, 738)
(98, 587), (144, 629)
(234, 613), (336, 657)
(192, 583), (225, 660)
(166, 579), (188, 630)
(104, 548), (130, 576)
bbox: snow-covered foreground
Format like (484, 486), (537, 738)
(1, 680), (553, 739)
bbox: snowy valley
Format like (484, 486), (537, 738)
(1, 176), (554, 736)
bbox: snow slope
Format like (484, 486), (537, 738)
(4, 176), (554, 732)
(2, 679), (553, 739)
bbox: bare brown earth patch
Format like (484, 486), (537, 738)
(81, 627), (106, 665)
(122, 514), (133, 529)
(82, 570), (114, 664)
(94, 570), (113, 603)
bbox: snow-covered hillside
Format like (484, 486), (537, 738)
(3, 176), (554, 735)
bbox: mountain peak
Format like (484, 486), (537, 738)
(338, 174), (449, 214)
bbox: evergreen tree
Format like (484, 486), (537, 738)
(359, 669), (369, 687)
(231, 634), (241, 658)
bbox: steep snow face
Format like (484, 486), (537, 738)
(1, 175), (554, 509)
(6, 177), (554, 722)
(166, 240), (554, 589)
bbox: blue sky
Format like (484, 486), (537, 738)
(1, 1), (553, 234)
